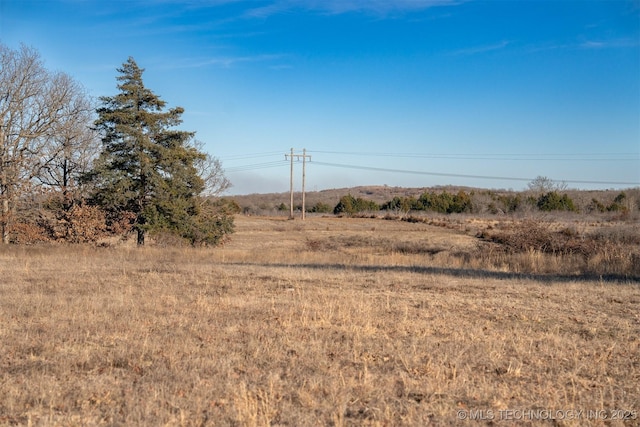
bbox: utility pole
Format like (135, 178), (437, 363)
(302, 148), (307, 220)
(288, 148), (294, 219)
(285, 149), (312, 220)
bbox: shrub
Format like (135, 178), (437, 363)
(478, 220), (593, 256)
(491, 193), (522, 214)
(536, 191), (578, 212)
(308, 202), (332, 214)
(149, 198), (235, 246)
(9, 221), (50, 244)
(10, 196), (109, 244)
(185, 198), (236, 246)
(380, 196), (421, 213)
(413, 191), (473, 214)
(333, 195), (379, 215)
(417, 192), (451, 213)
(450, 190), (473, 213)
(56, 203), (107, 243)
(607, 192), (628, 212)
(587, 198), (606, 213)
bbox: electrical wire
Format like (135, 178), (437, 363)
(217, 149), (640, 186)
(311, 161), (640, 186)
(306, 150), (639, 162)
(225, 160), (289, 172)
(220, 151), (284, 161)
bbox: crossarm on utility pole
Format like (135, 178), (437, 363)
(285, 148), (311, 220)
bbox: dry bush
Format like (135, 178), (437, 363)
(53, 203), (107, 243)
(590, 222), (640, 246)
(8, 220), (51, 244)
(10, 202), (108, 244)
(474, 219), (640, 278)
(477, 220), (583, 255)
(101, 210), (136, 236)
(303, 214), (639, 279)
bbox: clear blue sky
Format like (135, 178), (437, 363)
(1, 0), (639, 194)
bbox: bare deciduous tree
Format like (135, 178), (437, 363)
(37, 77), (100, 209)
(527, 175), (567, 194)
(191, 140), (231, 197)
(0, 43), (89, 243)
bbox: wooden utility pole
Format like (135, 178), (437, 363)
(302, 148), (307, 220)
(285, 149), (312, 220)
(288, 148), (294, 219)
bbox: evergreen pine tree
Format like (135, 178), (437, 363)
(85, 57), (230, 245)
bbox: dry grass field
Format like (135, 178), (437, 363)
(1, 215), (639, 426)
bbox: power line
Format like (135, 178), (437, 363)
(220, 151), (283, 161)
(311, 161), (640, 186)
(307, 150), (639, 161)
(218, 150), (639, 171)
(307, 150), (639, 157)
(224, 160), (288, 172)
(218, 149), (639, 186)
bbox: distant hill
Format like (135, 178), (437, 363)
(226, 185), (639, 216)
(228, 185), (458, 213)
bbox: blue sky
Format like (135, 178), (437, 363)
(1, 0), (639, 194)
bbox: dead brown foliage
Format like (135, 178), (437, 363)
(474, 219), (640, 277)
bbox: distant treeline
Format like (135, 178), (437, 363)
(296, 190), (636, 216)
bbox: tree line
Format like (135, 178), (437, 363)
(298, 188), (634, 216)
(1, 43), (233, 245)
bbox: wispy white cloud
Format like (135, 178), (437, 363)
(244, 0), (462, 18)
(448, 40), (510, 56)
(581, 40), (606, 49)
(161, 53), (288, 69)
(579, 38), (640, 49)
(527, 37), (640, 53)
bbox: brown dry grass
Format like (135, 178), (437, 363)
(0, 215), (639, 426)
